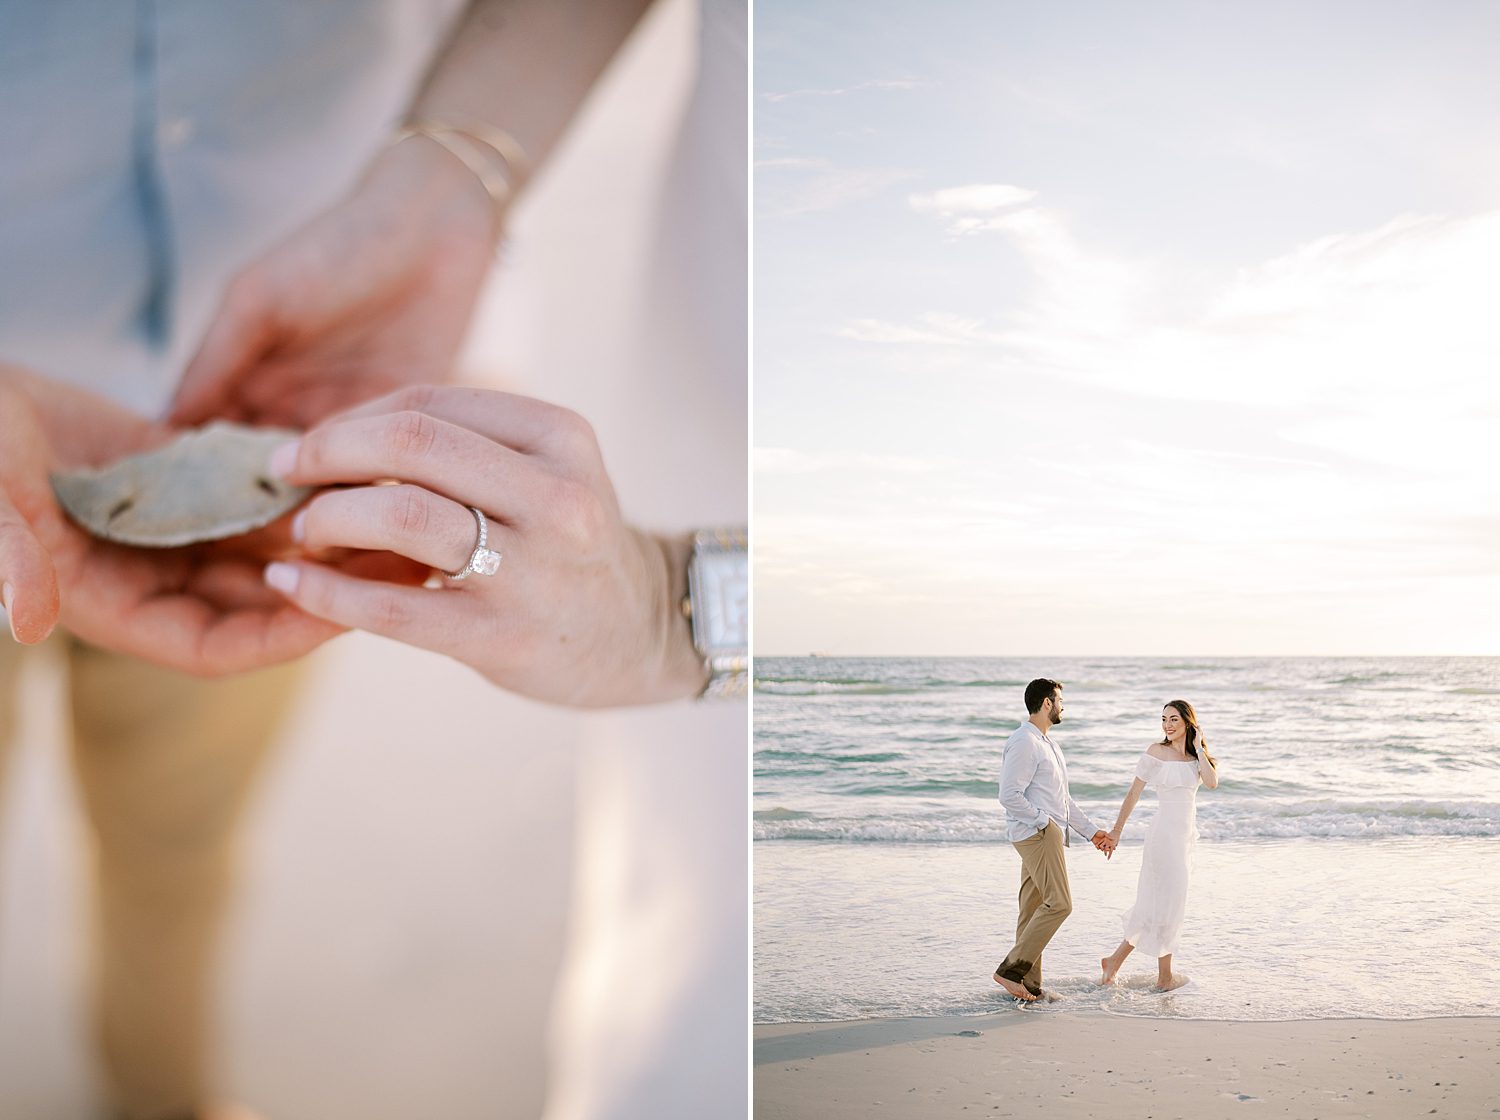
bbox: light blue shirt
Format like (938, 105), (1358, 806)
(0, 0), (463, 413)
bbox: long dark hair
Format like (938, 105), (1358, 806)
(1162, 699), (1216, 767)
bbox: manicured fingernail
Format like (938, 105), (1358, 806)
(264, 562), (300, 595)
(1, 582), (15, 641)
(269, 440), (300, 479)
(290, 509), (307, 543)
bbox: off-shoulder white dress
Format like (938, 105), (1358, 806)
(1120, 753), (1202, 957)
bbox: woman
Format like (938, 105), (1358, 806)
(1099, 699), (1218, 992)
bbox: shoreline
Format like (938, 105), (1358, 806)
(758, 1005), (1500, 1027)
(755, 1012), (1500, 1119)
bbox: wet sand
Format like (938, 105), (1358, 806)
(755, 1012), (1500, 1119)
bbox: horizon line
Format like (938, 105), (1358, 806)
(753, 652), (1500, 659)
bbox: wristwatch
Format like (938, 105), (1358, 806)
(683, 527), (748, 698)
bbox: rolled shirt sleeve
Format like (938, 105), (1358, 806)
(1065, 796), (1099, 840)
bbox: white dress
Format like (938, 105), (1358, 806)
(1120, 753), (1202, 958)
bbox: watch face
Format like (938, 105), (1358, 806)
(694, 549), (748, 653)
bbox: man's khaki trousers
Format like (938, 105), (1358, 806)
(994, 820), (1073, 996)
(0, 634), (302, 1120)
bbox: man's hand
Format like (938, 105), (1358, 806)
(1092, 830), (1117, 858)
(0, 369), (364, 675)
(168, 135), (497, 430)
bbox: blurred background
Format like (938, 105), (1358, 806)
(0, 1), (746, 1116)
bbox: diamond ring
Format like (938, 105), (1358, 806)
(445, 505), (503, 580)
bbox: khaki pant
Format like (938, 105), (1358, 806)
(0, 634), (301, 1120)
(994, 820), (1073, 996)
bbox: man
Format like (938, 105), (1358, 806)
(993, 678), (1114, 1002)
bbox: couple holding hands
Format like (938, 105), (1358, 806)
(993, 678), (1220, 1001)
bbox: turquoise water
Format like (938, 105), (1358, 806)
(754, 657), (1500, 1022)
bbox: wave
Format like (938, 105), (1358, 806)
(755, 748), (909, 764)
(755, 682), (925, 696)
(1328, 671), (1411, 686)
(754, 807), (814, 821)
(838, 778), (999, 798)
(755, 676), (1028, 695)
(964, 716), (1023, 731)
(755, 674), (886, 686)
(754, 800), (1500, 843)
(757, 820), (1006, 843)
(936, 678), (1028, 689)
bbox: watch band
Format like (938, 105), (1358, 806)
(702, 654), (749, 699)
(684, 527), (748, 699)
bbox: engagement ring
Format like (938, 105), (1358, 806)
(446, 505), (502, 580)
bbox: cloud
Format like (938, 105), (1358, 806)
(754, 448), (951, 475)
(768, 175), (1500, 652)
(763, 79), (923, 104)
(898, 188), (1500, 431)
(1120, 439), (1333, 473)
(908, 183), (1041, 236)
(753, 157), (827, 170)
(1011, 208), (1500, 420)
(861, 193), (1141, 346)
(836, 312), (1013, 346)
(757, 157), (920, 216)
(910, 183), (1038, 214)
(788, 203), (1500, 626)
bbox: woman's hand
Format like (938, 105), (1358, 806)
(167, 135), (497, 430)
(0, 369), (353, 674)
(1196, 738), (1220, 788)
(1091, 829), (1116, 858)
(261, 386), (710, 708)
(166, 0), (660, 434)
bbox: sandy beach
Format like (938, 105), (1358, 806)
(755, 1013), (1500, 1119)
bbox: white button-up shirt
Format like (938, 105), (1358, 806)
(997, 721), (1099, 845)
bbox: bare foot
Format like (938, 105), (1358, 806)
(1155, 973), (1189, 992)
(992, 972), (1038, 1002)
(201, 1106), (268, 1120)
(1100, 957), (1121, 986)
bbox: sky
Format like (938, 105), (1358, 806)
(754, 0), (1500, 656)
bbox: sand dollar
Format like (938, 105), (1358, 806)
(50, 422), (312, 547)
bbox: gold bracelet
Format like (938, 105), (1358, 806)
(422, 119), (530, 187)
(392, 121), (528, 234)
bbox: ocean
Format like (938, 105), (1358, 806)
(753, 656), (1500, 1023)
